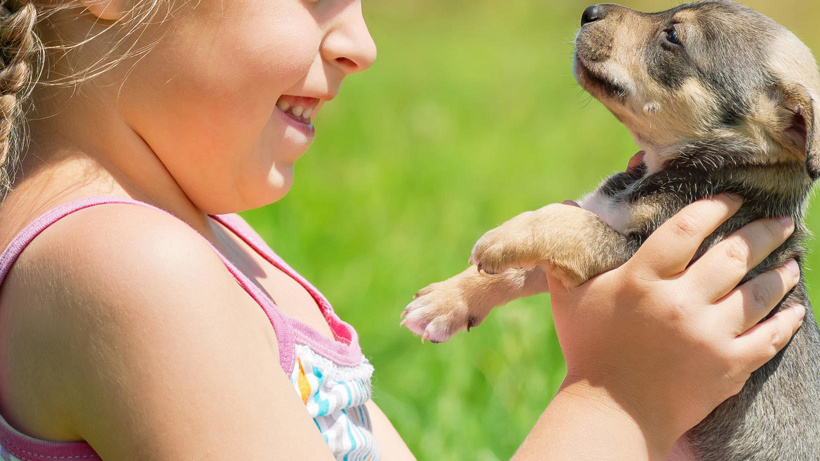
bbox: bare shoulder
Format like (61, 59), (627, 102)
(16, 203), (228, 293)
(5, 204), (248, 342)
(1, 204), (333, 459)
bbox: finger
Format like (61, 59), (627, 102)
(629, 193), (742, 278)
(731, 304), (805, 374)
(686, 217), (794, 302)
(716, 261), (801, 335)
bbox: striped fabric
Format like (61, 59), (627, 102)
(292, 344), (380, 460)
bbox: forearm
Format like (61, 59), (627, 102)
(513, 381), (669, 461)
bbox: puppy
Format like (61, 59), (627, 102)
(401, 1), (820, 459)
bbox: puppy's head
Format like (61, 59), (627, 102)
(574, 0), (820, 180)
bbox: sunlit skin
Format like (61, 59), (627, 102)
(0, 0), (807, 459)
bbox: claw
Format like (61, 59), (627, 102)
(400, 319), (407, 327)
(421, 331), (430, 344)
(467, 317), (476, 332)
(400, 308), (408, 318)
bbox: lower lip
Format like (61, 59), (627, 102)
(574, 57), (626, 98)
(573, 57), (595, 85)
(276, 106), (315, 137)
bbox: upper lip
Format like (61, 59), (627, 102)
(286, 92), (337, 102)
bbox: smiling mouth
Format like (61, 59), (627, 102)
(276, 95), (320, 124)
(574, 57), (628, 99)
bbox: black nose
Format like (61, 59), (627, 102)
(581, 5), (607, 26)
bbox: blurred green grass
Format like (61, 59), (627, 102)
(241, 1), (820, 459)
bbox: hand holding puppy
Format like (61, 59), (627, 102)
(515, 194), (805, 460)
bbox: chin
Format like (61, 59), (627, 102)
(250, 164), (294, 208)
(201, 167), (293, 214)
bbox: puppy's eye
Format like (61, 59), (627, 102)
(664, 26), (682, 46)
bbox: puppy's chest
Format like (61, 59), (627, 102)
(578, 186), (637, 235)
(577, 172), (669, 237)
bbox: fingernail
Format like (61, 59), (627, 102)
(779, 215), (794, 230)
(724, 192), (742, 203)
(786, 260), (800, 279)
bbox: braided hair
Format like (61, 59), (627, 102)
(0, 0), (36, 199)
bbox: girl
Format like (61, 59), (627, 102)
(0, 0), (805, 459)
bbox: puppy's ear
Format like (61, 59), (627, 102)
(777, 84), (820, 180)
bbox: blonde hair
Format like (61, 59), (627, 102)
(0, 0), (169, 200)
(0, 0), (37, 197)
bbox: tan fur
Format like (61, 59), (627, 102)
(469, 204), (627, 285)
(402, 1), (818, 346)
(404, 3), (820, 457)
(402, 266), (547, 342)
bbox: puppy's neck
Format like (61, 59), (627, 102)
(636, 144), (680, 175)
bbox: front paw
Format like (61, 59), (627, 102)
(401, 278), (488, 343)
(470, 213), (537, 274)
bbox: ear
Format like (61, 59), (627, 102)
(79, 0), (128, 21)
(778, 84), (820, 180)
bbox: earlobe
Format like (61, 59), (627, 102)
(80, 0), (127, 21)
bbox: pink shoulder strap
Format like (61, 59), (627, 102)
(0, 196), (295, 374)
(211, 214), (363, 368)
(0, 196), (305, 460)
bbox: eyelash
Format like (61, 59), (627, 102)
(664, 25), (682, 46)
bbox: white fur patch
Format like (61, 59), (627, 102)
(578, 187), (632, 234)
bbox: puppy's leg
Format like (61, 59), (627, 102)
(402, 266), (547, 343)
(471, 203), (628, 287)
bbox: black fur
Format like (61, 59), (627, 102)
(597, 137), (820, 460)
(578, 2), (820, 458)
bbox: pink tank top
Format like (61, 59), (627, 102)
(0, 197), (380, 460)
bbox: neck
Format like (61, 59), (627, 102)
(16, 85), (216, 238)
(654, 137), (812, 221)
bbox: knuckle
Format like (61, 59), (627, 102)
(720, 357), (751, 398)
(671, 213), (701, 239)
(769, 327), (786, 352)
(750, 282), (773, 308)
(724, 374), (747, 399)
(664, 295), (689, 322)
(620, 260), (654, 285)
(722, 238), (750, 265)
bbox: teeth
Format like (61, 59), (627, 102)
(277, 98), (317, 123)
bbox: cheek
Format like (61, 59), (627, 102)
(170, 19), (316, 125)
(132, 12), (319, 149)
(118, 0), (327, 211)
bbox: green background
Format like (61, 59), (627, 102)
(242, 1), (820, 459)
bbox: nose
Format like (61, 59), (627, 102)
(581, 4), (608, 26)
(321, 2), (377, 75)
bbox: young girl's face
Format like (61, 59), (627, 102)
(119, 0), (376, 212)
